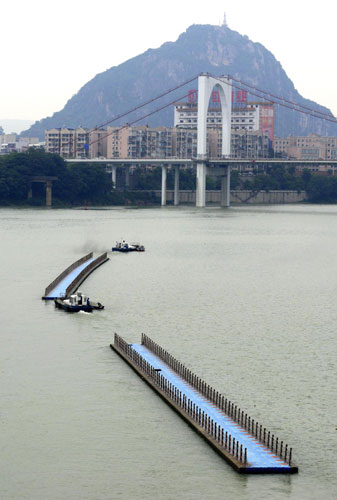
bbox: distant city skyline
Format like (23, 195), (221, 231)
(1, 0), (337, 123)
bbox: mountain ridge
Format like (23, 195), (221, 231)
(22, 24), (336, 139)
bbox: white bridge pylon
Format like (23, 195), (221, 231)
(160, 74), (232, 208)
(196, 74), (232, 207)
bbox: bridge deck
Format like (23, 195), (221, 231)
(44, 257), (96, 299)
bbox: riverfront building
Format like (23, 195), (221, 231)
(172, 98), (274, 159)
(174, 101), (275, 141)
(45, 128), (107, 159)
(106, 126), (173, 159)
(45, 128), (77, 157)
(45, 125), (271, 160)
(171, 128), (270, 159)
(274, 134), (337, 162)
(106, 127), (129, 158)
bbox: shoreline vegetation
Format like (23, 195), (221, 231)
(1, 149), (337, 207)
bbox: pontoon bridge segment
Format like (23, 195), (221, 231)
(111, 334), (298, 474)
(42, 252), (109, 300)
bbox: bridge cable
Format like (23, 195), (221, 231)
(212, 75), (337, 125)
(93, 72), (201, 131)
(88, 90), (195, 147)
(227, 75), (337, 122)
(58, 73), (201, 151)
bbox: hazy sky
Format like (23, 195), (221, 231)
(1, 0), (337, 122)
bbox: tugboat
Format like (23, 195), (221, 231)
(112, 239), (145, 252)
(54, 291), (104, 313)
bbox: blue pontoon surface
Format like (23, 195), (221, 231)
(45, 257), (96, 299)
(131, 343), (292, 472)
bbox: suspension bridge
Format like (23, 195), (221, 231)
(63, 72), (337, 208)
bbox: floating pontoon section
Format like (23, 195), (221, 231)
(43, 252), (109, 300)
(111, 334), (298, 474)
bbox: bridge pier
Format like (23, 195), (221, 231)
(174, 166), (180, 206)
(29, 176), (57, 207)
(220, 166), (231, 207)
(111, 166), (117, 189)
(161, 165), (167, 206)
(46, 181), (52, 207)
(197, 74), (232, 208)
(125, 166), (130, 188)
(196, 162), (207, 207)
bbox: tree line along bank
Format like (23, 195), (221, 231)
(0, 149), (336, 206)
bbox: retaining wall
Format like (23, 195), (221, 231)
(146, 190), (307, 204)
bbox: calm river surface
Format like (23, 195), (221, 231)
(1, 204), (337, 500)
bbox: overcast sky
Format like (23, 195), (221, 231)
(1, 0), (337, 123)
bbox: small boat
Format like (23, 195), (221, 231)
(54, 291), (104, 313)
(112, 239), (145, 252)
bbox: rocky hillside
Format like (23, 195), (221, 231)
(23, 24), (336, 139)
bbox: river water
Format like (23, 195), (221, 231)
(1, 204), (337, 500)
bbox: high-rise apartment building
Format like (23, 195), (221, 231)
(171, 128), (270, 159)
(106, 126), (173, 159)
(174, 101), (274, 142)
(106, 127), (129, 158)
(89, 129), (107, 159)
(45, 128), (107, 158)
(45, 128), (77, 157)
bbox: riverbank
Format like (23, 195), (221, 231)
(0, 190), (307, 208)
(144, 189), (307, 205)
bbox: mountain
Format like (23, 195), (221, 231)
(22, 24), (337, 139)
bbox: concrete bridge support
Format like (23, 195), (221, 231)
(46, 181), (52, 207)
(220, 166), (231, 207)
(196, 73), (232, 208)
(111, 166), (117, 189)
(125, 166), (130, 188)
(196, 162), (207, 207)
(161, 165), (167, 206)
(28, 176), (57, 207)
(174, 166), (180, 206)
